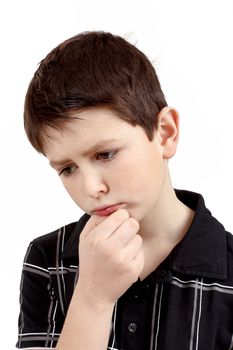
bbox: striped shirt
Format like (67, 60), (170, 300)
(16, 189), (233, 349)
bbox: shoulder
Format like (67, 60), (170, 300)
(24, 213), (90, 266)
(226, 230), (233, 263)
(21, 221), (76, 270)
(221, 230), (233, 285)
(32, 221), (78, 252)
(226, 230), (233, 246)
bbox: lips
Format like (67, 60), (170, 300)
(92, 203), (124, 216)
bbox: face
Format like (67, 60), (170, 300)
(45, 107), (169, 223)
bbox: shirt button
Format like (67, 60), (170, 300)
(128, 322), (138, 333)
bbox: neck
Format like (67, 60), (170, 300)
(140, 188), (195, 245)
(138, 176), (195, 280)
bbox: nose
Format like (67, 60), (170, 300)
(81, 168), (109, 198)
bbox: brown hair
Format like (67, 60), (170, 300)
(24, 31), (167, 155)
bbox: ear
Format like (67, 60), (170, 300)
(156, 106), (179, 159)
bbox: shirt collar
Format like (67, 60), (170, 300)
(168, 189), (227, 280)
(61, 189), (228, 281)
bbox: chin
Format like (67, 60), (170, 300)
(127, 207), (143, 223)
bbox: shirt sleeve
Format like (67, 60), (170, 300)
(16, 242), (62, 349)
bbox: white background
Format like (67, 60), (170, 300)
(1, 0), (233, 348)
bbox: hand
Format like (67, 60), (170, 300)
(77, 209), (144, 306)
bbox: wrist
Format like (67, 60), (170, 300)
(75, 282), (115, 313)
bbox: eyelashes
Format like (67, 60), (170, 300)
(59, 150), (118, 177)
(96, 150), (117, 161)
(59, 165), (77, 177)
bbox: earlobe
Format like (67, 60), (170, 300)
(157, 106), (179, 159)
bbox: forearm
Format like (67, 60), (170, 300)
(55, 285), (115, 350)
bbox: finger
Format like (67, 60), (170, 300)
(123, 234), (143, 261)
(94, 209), (131, 239)
(109, 217), (140, 247)
(81, 209), (129, 240)
(80, 214), (107, 239)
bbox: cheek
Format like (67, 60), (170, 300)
(61, 179), (80, 201)
(108, 156), (147, 191)
(108, 157), (138, 187)
(117, 152), (164, 193)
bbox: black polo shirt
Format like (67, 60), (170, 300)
(16, 189), (233, 349)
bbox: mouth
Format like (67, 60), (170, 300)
(92, 203), (124, 216)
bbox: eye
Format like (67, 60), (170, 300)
(96, 150), (117, 161)
(59, 165), (77, 177)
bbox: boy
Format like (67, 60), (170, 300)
(17, 31), (233, 350)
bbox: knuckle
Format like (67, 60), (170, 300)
(126, 217), (140, 231)
(113, 209), (129, 222)
(114, 252), (125, 265)
(104, 247), (114, 260)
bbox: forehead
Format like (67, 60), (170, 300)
(45, 107), (131, 145)
(44, 107), (142, 161)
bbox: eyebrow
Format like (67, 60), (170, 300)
(49, 138), (120, 168)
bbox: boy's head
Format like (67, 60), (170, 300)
(24, 31), (168, 155)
